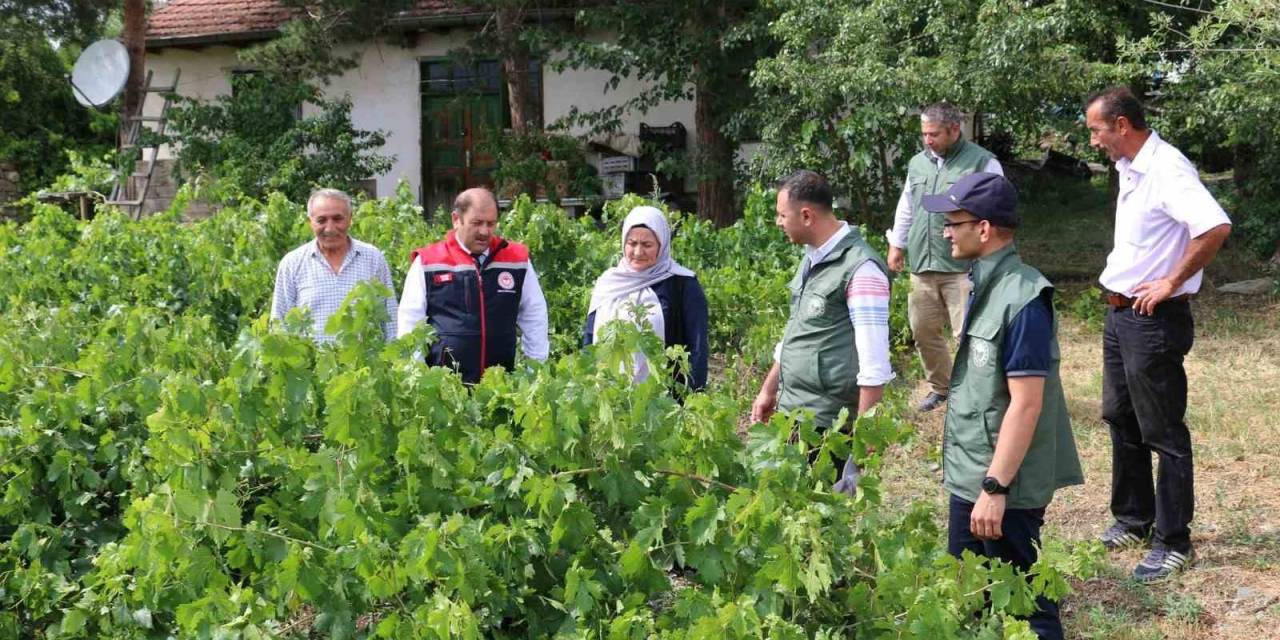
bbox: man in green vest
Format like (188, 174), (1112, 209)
(886, 102), (1003, 412)
(751, 170), (895, 491)
(923, 172), (1083, 640)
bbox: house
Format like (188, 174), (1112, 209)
(143, 0), (696, 213)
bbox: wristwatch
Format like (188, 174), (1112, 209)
(981, 476), (1011, 495)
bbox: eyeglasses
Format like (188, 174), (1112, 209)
(941, 219), (983, 231)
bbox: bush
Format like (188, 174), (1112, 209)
(0, 187), (1100, 637)
(163, 73), (393, 203)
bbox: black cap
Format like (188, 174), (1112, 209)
(920, 172), (1020, 228)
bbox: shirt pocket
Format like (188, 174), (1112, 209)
(959, 318), (1001, 382)
(909, 177), (929, 208)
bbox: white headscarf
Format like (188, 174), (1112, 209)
(587, 206), (695, 314)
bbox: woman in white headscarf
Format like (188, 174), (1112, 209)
(584, 206), (709, 390)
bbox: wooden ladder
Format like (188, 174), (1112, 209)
(105, 68), (181, 220)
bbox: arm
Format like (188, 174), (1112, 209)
(885, 180), (913, 271)
(377, 255), (399, 342)
(751, 361), (782, 424)
(681, 277), (710, 391)
(969, 294), (1053, 540)
(396, 256), (427, 339)
(847, 262), (894, 415)
(1132, 223), (1231, 314)
(269, 256), (295, 322)
(517, 262), (550, 361)
(970, 376), (1045, 540)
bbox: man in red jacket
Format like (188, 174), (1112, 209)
(397, 188), (549, 383)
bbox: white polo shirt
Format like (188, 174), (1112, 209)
(1099, 131), (1231, 297)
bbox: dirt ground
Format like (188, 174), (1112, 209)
(881, 291), (1280, 639)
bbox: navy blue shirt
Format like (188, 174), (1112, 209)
(1002, 291), (1054, 378)
(583, 275), (710, 390)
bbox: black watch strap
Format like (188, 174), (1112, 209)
(982, 476), (1011, 495)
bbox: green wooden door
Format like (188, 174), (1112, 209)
(421, 61), (506, 213)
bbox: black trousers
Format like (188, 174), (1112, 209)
(1101, 300), (1195, 553)
(948, 494), (1063, 640)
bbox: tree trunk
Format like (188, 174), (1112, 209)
(120, 0), (146, 149)
(694, 77), (736, 226)
(497, 3), (532, 136)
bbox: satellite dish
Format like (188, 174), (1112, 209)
(70, 39), (130, 108)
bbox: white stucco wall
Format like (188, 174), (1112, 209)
(146, 28), (696, 204)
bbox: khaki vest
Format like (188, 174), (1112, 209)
(906, 139), (996, 274)
(778, 228), (888, 429)
(943, 244), (1084, 508)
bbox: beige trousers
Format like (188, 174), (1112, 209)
(908, 271), (972, 396)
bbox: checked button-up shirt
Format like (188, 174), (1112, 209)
(270, 237), (398, 343)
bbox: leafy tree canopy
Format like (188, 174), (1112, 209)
(0, 18), (115, 194)
(163, 73), (393, 203)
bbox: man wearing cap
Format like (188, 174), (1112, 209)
(397, 187), (549, 383)
(924, 172), (1083, 640)
(1085, 87), (1231, 581)
(886, 102), (1004, 412)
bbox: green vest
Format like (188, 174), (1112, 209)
(943, 244), (1083, 509)
(905, 139), (996, 274)
(778, 227), (888, 429)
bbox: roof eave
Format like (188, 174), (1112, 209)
(386, 8), (578, 29)
(144, 7), (578, 50)
(146, 29), (279, 50)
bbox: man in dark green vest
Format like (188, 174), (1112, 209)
(886, 103), (1003, 412)
(751, 170), (895, 490)
(923, 172), (1083, 640)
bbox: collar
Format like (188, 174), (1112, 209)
(805, 221), (851, 265)
(969, 242), (1020, 296)
(309, 236), (357, 259)
(1117, 130), (1160, 177)
(927, 138), (968, 165)
(451, 231), (491, 259)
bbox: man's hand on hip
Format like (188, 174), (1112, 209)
(970, 492), (1006, 540)
(887, 246), (906, 273)
(1132, 277), (1177, 315)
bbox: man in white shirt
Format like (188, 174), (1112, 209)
(1085, 86), (1231, 582)
(398, 188), (549, 384)
(886, 103), (1004, 412)
(271, 188), (398, 343)
(751, 170), (895, 493)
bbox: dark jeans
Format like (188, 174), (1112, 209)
(1102, 301), (1195, 553)
(948, 494), (1063, 640)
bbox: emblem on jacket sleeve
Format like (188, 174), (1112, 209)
(971, 339), (996, 368)
(498, 271), (516, 290)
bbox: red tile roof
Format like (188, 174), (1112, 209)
(146, 0), (491, 46)
(147, 0), (298, 43)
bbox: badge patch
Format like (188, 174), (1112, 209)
(497, 271), (515, 290)
(971, 339), (996, 368)
(805, 297), (826, 318)
(432, 272), (454, 285)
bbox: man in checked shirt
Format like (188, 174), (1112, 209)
(270, 188), (398, 343)
(751, 170), (894, 493)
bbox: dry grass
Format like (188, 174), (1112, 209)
(878, 284), (1280, 639)
(872, 173), (1280, 638)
